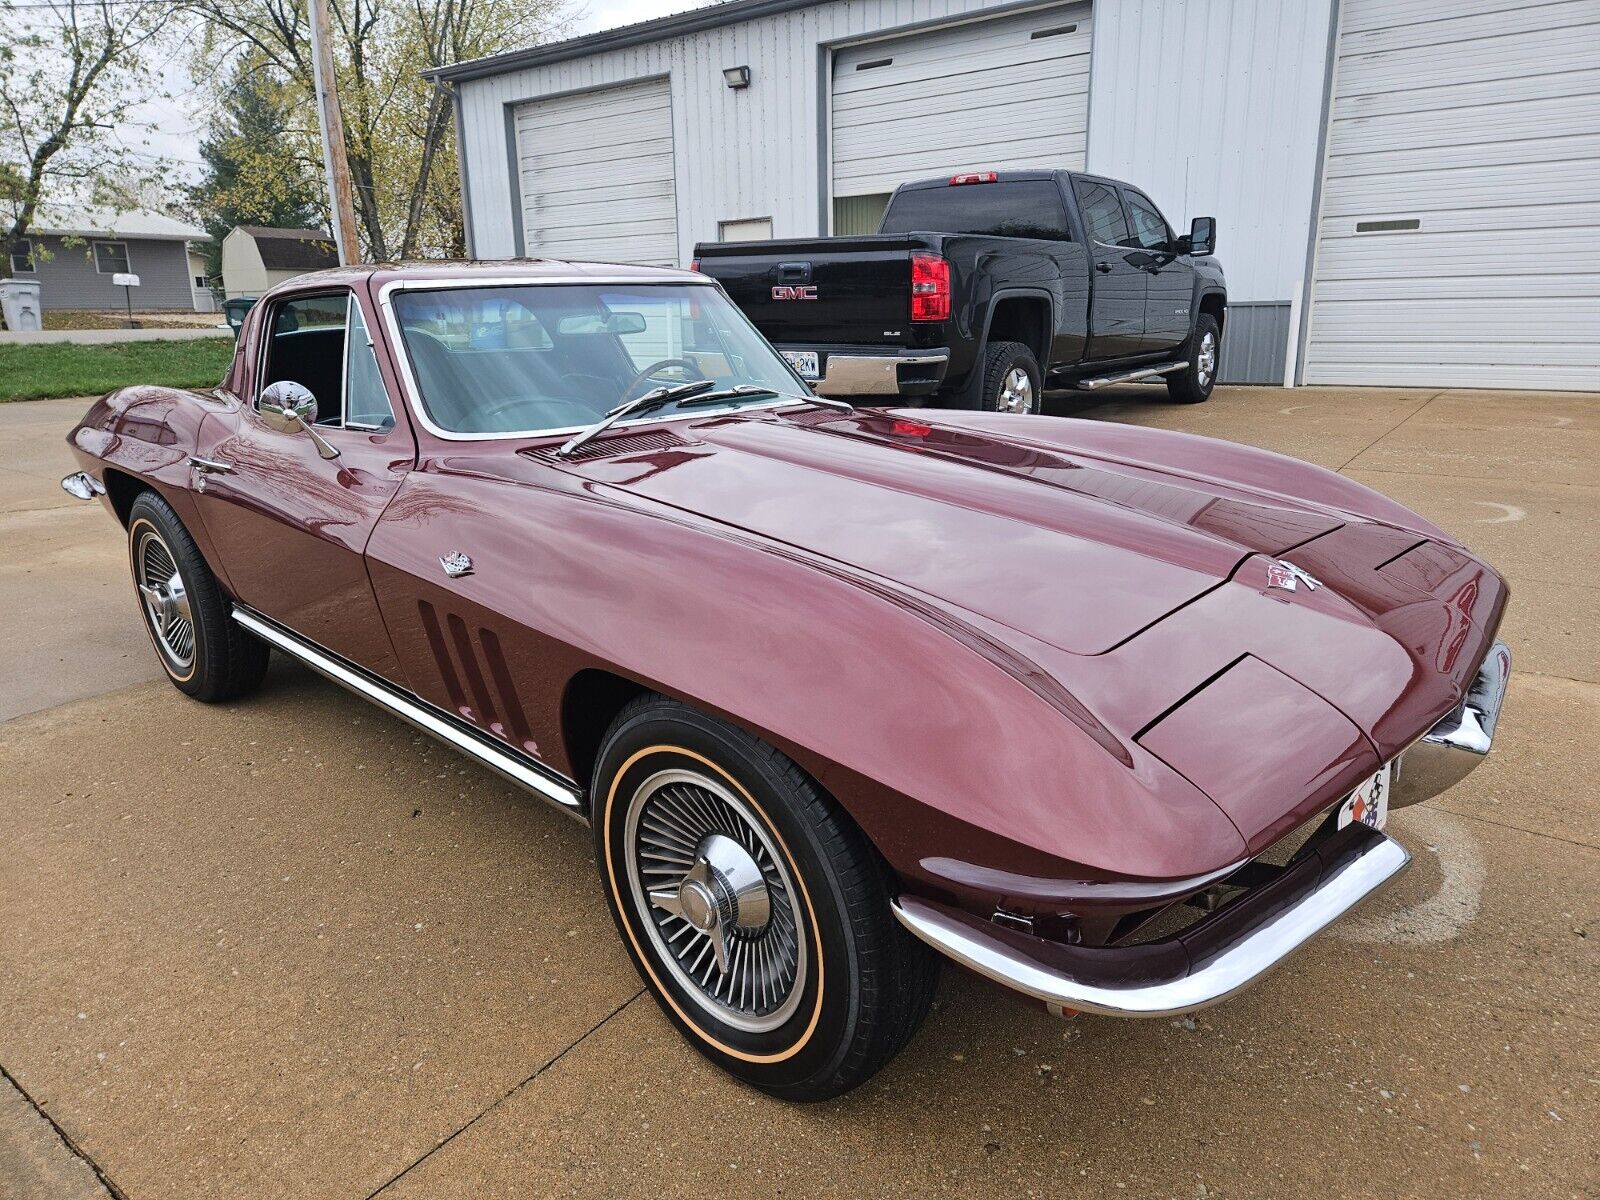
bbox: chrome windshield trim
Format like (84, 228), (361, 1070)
(232, 605), (587, 821)
(374, 276), (814, 443)
(893, 833), (1411, 1019)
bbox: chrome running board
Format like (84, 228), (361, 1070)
(232, 605), (587, 822)
(1076, 361), (1187, 390)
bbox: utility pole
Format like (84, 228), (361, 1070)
(307, 0), (360, 265)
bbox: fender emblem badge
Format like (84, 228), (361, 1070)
(440, 551), (474, 579)
(1266, 559), (1321, 592)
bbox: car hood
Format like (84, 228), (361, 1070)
(547, 407), (1353, 656)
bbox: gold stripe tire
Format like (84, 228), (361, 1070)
(593, 694), (939, 1100)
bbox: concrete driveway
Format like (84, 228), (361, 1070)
(1, 386), (1595, 1199)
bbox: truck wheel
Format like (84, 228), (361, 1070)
(1167, 314), (1220, 404)
(127, 490), (269, 702)
(593, 694), (939, 1100)
(971, 341), (1042, 414)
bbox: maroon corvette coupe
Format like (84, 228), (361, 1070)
(62, 262), (1510, 1099)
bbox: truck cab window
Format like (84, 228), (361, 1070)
(879, 181), (1072, 240)
(1123, 190), (1174, 252)
(1073, 179), (1128, 246)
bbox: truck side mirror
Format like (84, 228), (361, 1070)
(1188, 217), (1216, 256)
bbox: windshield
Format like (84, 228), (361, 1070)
(390, 283), (812, 436)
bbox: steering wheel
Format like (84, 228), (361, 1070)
(620, 357), (707, 403)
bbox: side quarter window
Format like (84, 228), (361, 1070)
(344, 300), (396, 430)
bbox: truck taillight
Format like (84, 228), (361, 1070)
(910, 253), (951, 322)
(690, 259), (700, 273)
(949, 171), (998, 185)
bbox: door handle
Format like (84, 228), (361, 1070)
(188, 456), (233, 474)
(1096, 262), (1112, 274)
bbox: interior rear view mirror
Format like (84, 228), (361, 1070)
(557, 311), (648, 336)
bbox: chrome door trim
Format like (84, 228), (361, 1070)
(232, 604), (587, 821)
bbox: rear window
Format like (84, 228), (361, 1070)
(879, 181), (1072, 240)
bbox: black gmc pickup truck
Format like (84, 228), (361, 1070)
(693, 170), (1226, 411)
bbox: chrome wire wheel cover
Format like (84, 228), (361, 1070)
(997, 366), (1035, 414)
(1196, 330), (1217, 389)
(133, 526), (194, 671)
(624, 768), (807, 1033)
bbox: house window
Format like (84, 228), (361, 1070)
(9, 238), (34, 273)
(193, 274), (208, 290)
(93, 241), (130, 274)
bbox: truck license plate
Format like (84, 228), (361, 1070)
(782, 350), (819, 380)
(1337, 763), (1391, 832)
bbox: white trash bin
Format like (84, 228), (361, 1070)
(0, 279), (43, 332)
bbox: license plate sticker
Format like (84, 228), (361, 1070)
(1338, 763), (1391, 832)
(782, 350), (819, 379)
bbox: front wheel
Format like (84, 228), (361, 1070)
(127, 490), (268, 702)
(1166, 313), (1220, 404)
(592, 696), (938, 1100)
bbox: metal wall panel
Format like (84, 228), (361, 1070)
(456, 0), (1338, 387)
(1304, 0), (1600, 389)
(514, 79), (678, 265)
(1083, 0), (1337, 308)
(831, 5), (1091, 198)
(1217, 303), (1290, 385)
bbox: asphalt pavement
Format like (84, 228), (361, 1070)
(1, 385), (1595, 1199)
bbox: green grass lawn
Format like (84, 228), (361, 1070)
(0, 338), (235, 401)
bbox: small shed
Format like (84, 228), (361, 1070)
(221, 227), (339, 299)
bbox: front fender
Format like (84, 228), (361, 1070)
(365, 461), (1248, 919)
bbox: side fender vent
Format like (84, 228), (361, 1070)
(417, 600), (539, 756)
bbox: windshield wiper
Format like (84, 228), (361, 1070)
(556, 382), (780, 458)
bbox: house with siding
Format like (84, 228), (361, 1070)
(10, 208), (211, 312)
(220, 226), (339, 299)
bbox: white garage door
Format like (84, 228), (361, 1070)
(513, 78), (678, 266)
(831, 4), (1092, 204)
(1305, 0), (1600, 389)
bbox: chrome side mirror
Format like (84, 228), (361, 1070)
(258, 380), (339, 460)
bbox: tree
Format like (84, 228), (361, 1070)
(1, 0), (181, 284)
(188, 55), (324, 277)
(186, 0), (569, 261)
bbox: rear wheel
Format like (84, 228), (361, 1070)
(593, 695), (938, 1100)
(1166, 313), (1220, 404)
(971, 340), (1042, 413)
(127, 491), (268, 702)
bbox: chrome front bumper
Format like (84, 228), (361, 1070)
(813, 351), (948, 397)
(60, 471), (105, 500)
(893, 826), (1410, 1019)
(1392, 640), (1512, 809)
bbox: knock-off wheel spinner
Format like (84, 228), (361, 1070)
(625, 768), (807, 1033)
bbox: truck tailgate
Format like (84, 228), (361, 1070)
(695, 235), (922, 347)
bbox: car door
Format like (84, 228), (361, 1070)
(1072, 177), (1146, 360)
(191, 286), (415, 683)
(1121, 187), (1195, 355)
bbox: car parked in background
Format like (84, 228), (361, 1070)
(61, 261), (1510, 1100)
(694, 169), (1226, 411)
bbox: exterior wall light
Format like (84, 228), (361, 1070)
(723, 65), (751, 89)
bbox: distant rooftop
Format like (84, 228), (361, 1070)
(231, 226), (340, 271)
(30, 206), (207, 241)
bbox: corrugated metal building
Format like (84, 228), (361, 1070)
(430, 0), (1600, 390)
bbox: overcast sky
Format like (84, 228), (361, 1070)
(124, 0), (719, 188)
